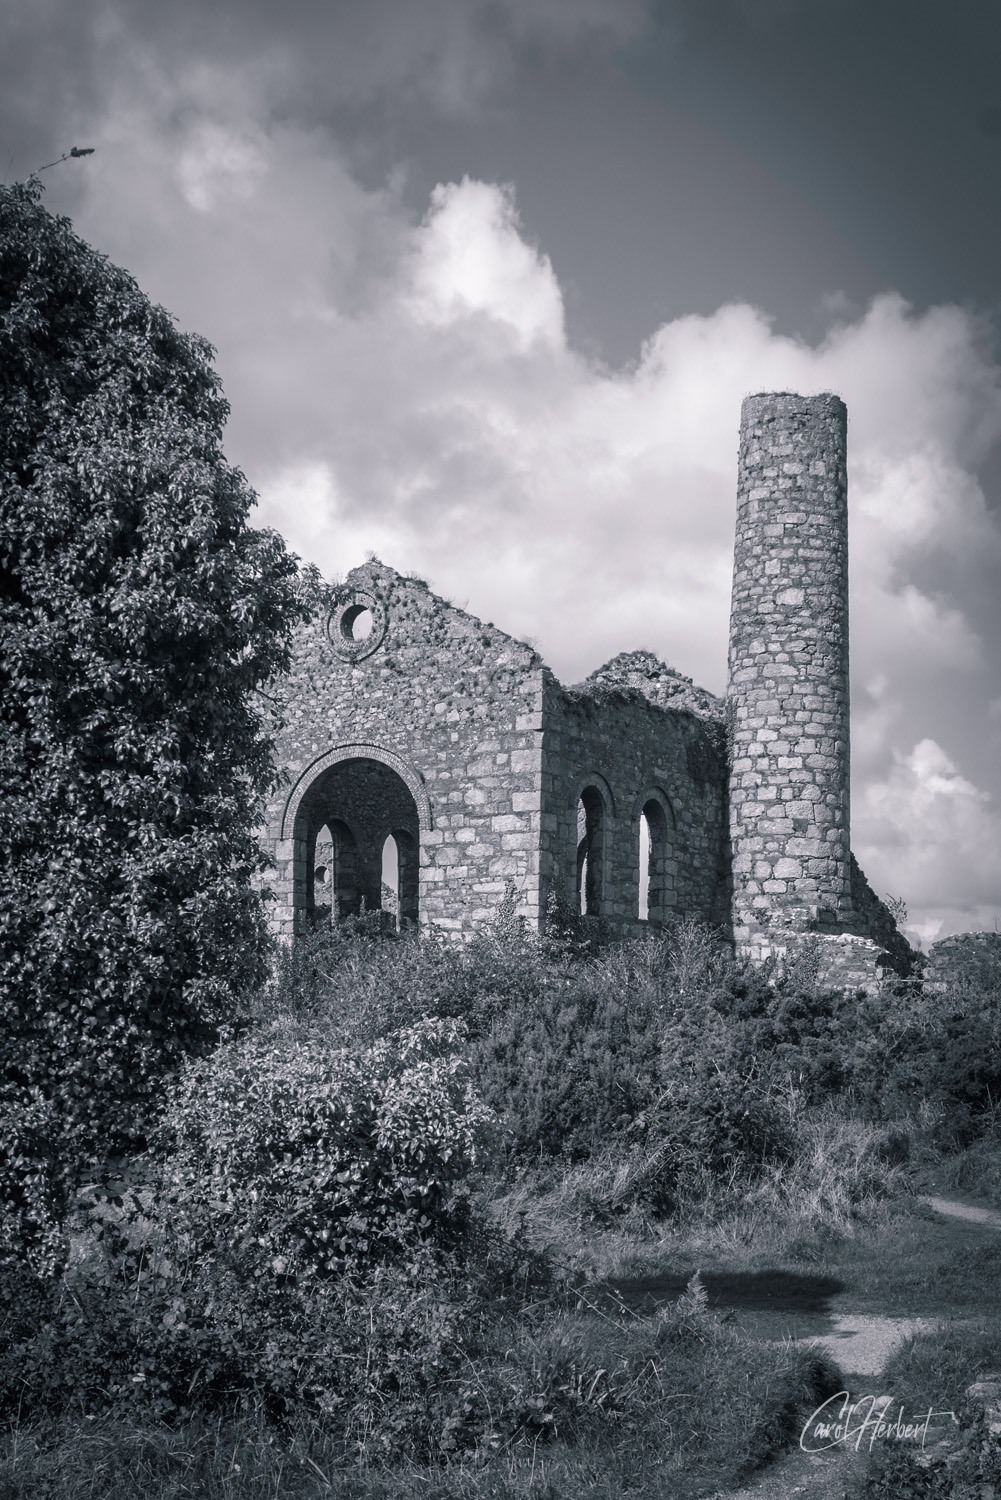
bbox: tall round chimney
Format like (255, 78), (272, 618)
(727, 392), (852, 956)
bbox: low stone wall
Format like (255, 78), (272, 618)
(924, 931), (1001, 992)
(738, 927), (890, 994)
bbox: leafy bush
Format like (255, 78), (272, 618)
(0, 1017), (502, 1434)
(155, 1014), (490, 1274)
(466, 946), (664, 1165)
(262, 917), (1001, 1224)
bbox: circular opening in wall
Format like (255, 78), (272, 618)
(327, 589), (388, 659)
(340, 605), (373, 642)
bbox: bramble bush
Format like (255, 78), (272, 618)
(262, 916), (1001, 1213)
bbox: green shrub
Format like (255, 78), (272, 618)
(465, 927), (798, 1208)
(155, 1014), (491, 1273)
(265, 918), (1001, 1201)
(466, 946), (665, 1165)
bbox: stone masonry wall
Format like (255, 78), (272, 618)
(540, 654), (730, 930)
(727, 392), (852, 957)
(261, 565), (733, 941)
(924, 932), (1001, 993)
(260, 561), (547, 937)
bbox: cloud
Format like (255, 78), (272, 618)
(0, 0), (645, 176)
(176, 122), (269, 213)
(855, 740), (1001, 944)
(407, 180), (565, 350)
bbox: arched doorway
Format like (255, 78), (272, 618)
(294, 758), (420, 929)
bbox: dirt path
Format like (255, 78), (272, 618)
(708, 1444), (868, 1500)
(707, 1194), (998, 1499)
(919, 1194), (1001, 1229)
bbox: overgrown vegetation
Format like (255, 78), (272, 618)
(0, 180), (307, 1272)
(0, 916), (998, 1496)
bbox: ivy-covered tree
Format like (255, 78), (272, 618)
(0, 180), (306, 1270)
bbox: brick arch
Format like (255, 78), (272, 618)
(280, 743), (432, 842)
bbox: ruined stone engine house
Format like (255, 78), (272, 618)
(261, 392), (907, 979)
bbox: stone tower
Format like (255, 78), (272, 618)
(726, 392), (852, 957)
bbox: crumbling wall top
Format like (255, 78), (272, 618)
(325, 559), (544, 673)
(574, 650), (725, 723)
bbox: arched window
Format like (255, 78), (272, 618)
(379, 830), (419, 931)
(394, 829), (419, 927)
(314, 823), (335, 920)
(576, 786), (605, 917)
(309, 818), (360, 923)
(638, 810), (651, 921)
(381, 833), (400, 928)
(638, 798), (672, 925)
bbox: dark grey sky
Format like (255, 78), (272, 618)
(3, 0), (1001, 941)
(276, 0), (1001, 361)
(9, 0), (1001, 357)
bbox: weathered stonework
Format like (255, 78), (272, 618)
(924, 931), (1001, 992)
(727, 392), (852, 956)
(260, 564), (729, 940)
(260, 393), (915, 985)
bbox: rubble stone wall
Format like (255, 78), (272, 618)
(925, 931), (1001, 992)
(260, 564), (733, 941)
(260, 561), (546, 937)
(540, 671), (730, 929)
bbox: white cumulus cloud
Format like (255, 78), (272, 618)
(855, 741), (1001, 944)
(407, 179), (565, 350)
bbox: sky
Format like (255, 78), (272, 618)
(3, 0), (1001, 945)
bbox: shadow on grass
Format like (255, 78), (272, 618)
(599, 1268), (845, 1315)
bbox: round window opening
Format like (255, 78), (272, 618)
(326, 588), (388, 661)
(340, 605), (374, 642)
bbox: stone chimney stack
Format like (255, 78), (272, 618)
(727, 392), (852, 957)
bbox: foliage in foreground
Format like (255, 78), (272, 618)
(0, 1307), (842, 1499)
(0, 1017), (496, 1431)
(268, 916), (1001, 1212)
(0, 179), (306, 1270)
(0, 920), (997, 1493)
